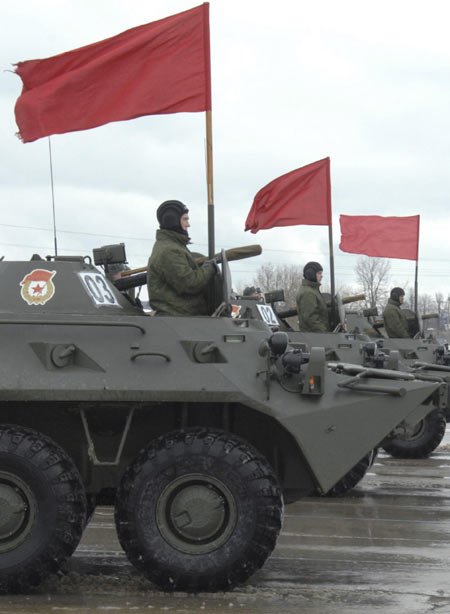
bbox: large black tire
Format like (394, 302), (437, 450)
(325, 449), (377, 497)
(115, 428), (283, 592)
(381, 408), (446, 459)
(0, 425), (87, 593)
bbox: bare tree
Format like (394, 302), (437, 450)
(251, 262), (304, 308)
(435, 292), (444, 325)
(355, 257), (391, 310)
(417, 293), (435, 316)
(405, 288), (415, 310)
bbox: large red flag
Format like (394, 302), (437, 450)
(14, 4), (211, 143)
(245, 158), (331, 234)
(339, 215), (420, 260)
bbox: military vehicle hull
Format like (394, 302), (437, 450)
(0, 259), (442, 593)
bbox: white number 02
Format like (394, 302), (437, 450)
(256, 304), (278, 326)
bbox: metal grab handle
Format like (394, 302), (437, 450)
(359, 367), (415, 380)
(409, 372), (447, 383)
(58, 344), (76, 358)
(329, 362), (415, 381)
(412, 361), (450, 372)
(200, 343), (217, 355)
(131, 352), (171, 362)
(337, 376), (406, 397)
(0, 319), (146, 334)
(211, 302), (226, 318)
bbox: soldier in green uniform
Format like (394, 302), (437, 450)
(383, 287), (410, 338)
(147, 200), (216, 316)
(296, 261), (329, 332)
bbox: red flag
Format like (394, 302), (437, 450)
(339, 215), (420, 260)
(14, 4), (211, 143)
(245, 158), (331, 234)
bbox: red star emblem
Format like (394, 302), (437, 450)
(33, 284), (44, 294)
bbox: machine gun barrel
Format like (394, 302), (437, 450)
(114, 272), (147, 291)
(195, 244), (262, 265)
(120, 244), (262, 278)
(113, 244), (263, 291)
(341, 293), (365, 305)
(422, 313), (439, 320)
(276, 308), (298, 319)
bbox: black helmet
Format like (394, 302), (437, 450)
(390, 287), (405, 301)
(156, 200), (189, 234)
(243, 286), (256, 296)
(303, 261), (323, 282)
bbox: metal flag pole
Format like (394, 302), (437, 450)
(414, 216), (420, 314)
(202, 3), (214, 259)
(328, 223), (336, 302)
(205, 109), (214, 259)
(48, 137), (58, 256)
(414, 260), (419, 315)
(325, 158), (336, 320)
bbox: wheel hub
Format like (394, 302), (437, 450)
(157, 473), (237, 554)
(0, 472), (36, 552)
(410, 420), (425, 439)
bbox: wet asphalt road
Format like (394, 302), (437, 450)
(2, 435), (450, 613)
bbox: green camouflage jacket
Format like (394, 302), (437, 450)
(147, 229), (215, 316)
(383, 298), (410, 338)
(296, 279), (329, 332)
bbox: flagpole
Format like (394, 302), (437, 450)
(414, 216), (420, 314)
(325, 157), (336, 325)
(202, 3), (214, 259)
(48, 137), (58, 256)
(414, 260), (418, 315)
(328, 223), (336, 318)
(414, 215), (420, 315)
(205, 109), (214, 259)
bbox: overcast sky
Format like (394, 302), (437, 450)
(1, 0), (450, 300)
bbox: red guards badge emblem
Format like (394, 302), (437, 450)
(231, 304), (241, 319)
(20, 269), (57, 306)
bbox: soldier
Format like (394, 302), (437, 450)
(243, 286), (263, 301)
(147, 200), (216, 316)
(383, 287), (410, 338)
(296, 261), (329, 332)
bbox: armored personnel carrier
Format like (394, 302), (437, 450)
(234, 292), (449, 459)
(0, 246), (444, 594)
(344, 305), (450, 457)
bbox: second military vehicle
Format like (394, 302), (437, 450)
(232, 291), (449, 459)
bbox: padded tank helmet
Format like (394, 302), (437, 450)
(390, 287), (406, 301)
(303, 261), (323, 282)
(156, 200), (189, 234)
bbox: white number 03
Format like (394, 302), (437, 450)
(79, 272), (121, 307)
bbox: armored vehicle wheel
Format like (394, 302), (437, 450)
(0, 425), (87, 593)
(325, 450), (376, 497)
(115, 428), (283, 592)
(381, 408), (446, 459)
